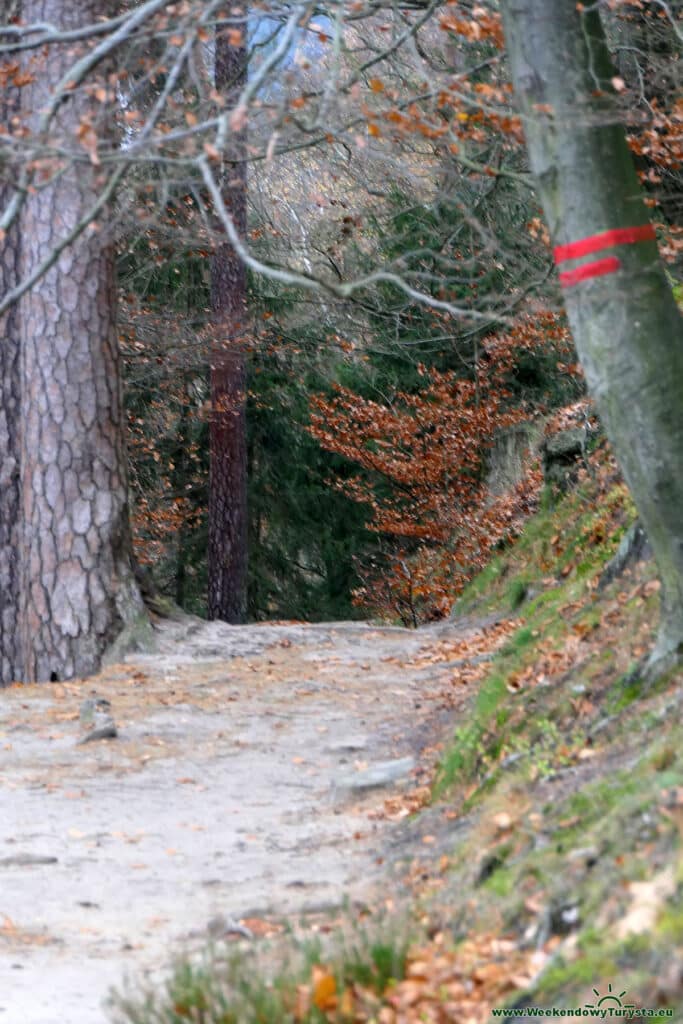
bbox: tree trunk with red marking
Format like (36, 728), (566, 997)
(501, 0), (683, 665)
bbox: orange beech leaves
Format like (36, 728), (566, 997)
(310, 314), (573, 623)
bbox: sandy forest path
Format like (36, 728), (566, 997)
(0, 614), (493, 1024)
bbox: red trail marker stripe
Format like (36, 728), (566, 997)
(559, 256), (621, 287)
(554, 223), (656, 264)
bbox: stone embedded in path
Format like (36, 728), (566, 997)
(325, 735), (369, 754)
(77, 717), (117, 744)
(334, 756), (415, 794)
(78, 697), (117, 744)
(0, 853), (59, 867)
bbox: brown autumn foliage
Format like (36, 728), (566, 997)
(309, 313), (576, 624)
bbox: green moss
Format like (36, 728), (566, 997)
(454, 558), (508, 614)
(531, 918), (681, 1011)
(501, 625), (535, 655)
(482, 865), (515, 897)
(103, 610), (156, 665)
(648, 744), (678, 773)
(564, 776), (641, 823)
(524, 586), (565, 617)
(658, 900), (683, 943)
(506, 578), (531, 611)
(537, 950), (620, 994)
(454, 474), (632, 623)
(435, 671), (508, 791)
(338, 937), (408, 993)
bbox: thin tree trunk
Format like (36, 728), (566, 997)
(19, 0), (144, 681)
(173, 381), (191, 609)
(208, 19), (248, 623)
(501, 1), (683, 664)
(609, 2), (682, 227)
(0, 55), (22, 685)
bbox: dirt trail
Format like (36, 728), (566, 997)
(0, 615), (478, 1024)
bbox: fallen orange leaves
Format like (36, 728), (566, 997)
(415, 620), (519, 672)
(312, 966), (338, 1010)
(239, 916), (284, 938)
(369, 785), (432, 821)
(295, 933), (546, 1023)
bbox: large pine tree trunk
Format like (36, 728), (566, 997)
(18, 0), (143, 681)
(0, 60), (22, 685)
(207, 22), (248, 624)
(500, 2), (683, 664)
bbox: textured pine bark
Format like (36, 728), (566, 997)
(18, 0), (144, 681)
(207, 24), (248, 624)
(501, 1), (683, 662)
(0, 68), (22, 685)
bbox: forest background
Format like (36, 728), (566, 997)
(122, 0), (679, 627)
(1, 0), (681, 656)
